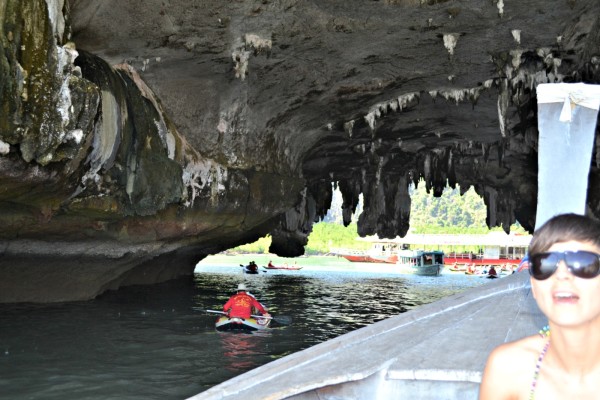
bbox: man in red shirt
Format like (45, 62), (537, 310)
(222, 283), (268, 319)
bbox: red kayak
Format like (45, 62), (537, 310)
(263, 263), (303, 270)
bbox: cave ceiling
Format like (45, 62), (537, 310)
(0, 0), (599, 302)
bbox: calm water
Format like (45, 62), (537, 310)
(0, 259), (492, 400)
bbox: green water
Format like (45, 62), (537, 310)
(0, 256), (491, 399)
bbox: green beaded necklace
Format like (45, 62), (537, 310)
(529, 325), (550, 400)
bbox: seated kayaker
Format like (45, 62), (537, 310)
(222, 283), (268, 320)
(246, 261), (258, 273)
(268, 260), (275, 268)
(488, 266), (498, 276)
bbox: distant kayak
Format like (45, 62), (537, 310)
(243, 268), (260, 274)
(239, 264), (261, 274)
(263, 264), (303, 270)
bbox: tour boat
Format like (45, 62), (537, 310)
(396, 249), (445, 276)
(443, 255), (522, 268)
(330, 245), (398, 264)
(332, 232), (530, 267)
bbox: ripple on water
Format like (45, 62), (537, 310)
(0, 264), (490, 399)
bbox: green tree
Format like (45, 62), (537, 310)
(230, 181), (526, 255)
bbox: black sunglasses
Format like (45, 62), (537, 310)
(529, 251), (600, 280)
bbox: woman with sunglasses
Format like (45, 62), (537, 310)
(479, 213), (600, 400)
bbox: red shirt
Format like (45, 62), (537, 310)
(223, 292), (267, 319)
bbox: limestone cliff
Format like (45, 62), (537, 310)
(0, 0), (599, 302)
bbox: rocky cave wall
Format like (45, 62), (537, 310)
(0, 0), (599, 302)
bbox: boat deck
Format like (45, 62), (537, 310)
(190, 272), (543, 400)
(445, 256), (522, 267)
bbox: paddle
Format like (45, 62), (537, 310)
(206, 309), (292, 325)
(269, 315), (292, 325)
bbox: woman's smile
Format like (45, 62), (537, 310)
(552, 290), (579, 304)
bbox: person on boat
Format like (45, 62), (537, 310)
(487, 266), (497, 277)
(222, 283), (269, 320)
(479, 213), (600, 400)
(245, 261), (258, 273)
(466, 263), (476, 275)
(267, 260), (275, 268)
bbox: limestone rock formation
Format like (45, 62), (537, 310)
(1, 0), (599, 302)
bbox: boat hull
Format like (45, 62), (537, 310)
(215, 316), (271, 332)
(340, 254), (371, 262)
(414, 264), (443, 276)
(396, 250), (445, 276)
(340, 254), (397, 264)
(399, 263), (444, 276)
(243, 268), (260, 274)
(368, 255), (398, 264)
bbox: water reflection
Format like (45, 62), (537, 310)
(219, 331), (270, 373)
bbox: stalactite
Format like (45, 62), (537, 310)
(353, 169), (414, 239)
(338, 178), (362, 227)
(430, 152), (446, 197)
(356, 168), (388, 237)
(446, 149), (457, 189)
(423, 153), (431, 187)
(308, 181), (333, 222)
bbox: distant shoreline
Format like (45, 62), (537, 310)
(195, 254), (485, 276)
(198, 254), (350, 268)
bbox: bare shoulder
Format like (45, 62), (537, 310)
(479, 335), (545, 400)
(489, 335), (541, 366)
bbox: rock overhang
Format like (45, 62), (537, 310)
(0, 0), (599, 302)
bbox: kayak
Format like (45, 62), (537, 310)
(243, 268), (260, 274)
(263, 265), (303, 270)
(215, 315), (271, 332)
(239, 264), (260, 274)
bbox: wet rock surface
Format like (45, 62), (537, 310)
(0, 0), (599, 302)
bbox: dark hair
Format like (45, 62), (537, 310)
(529, 213), (600, 255)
